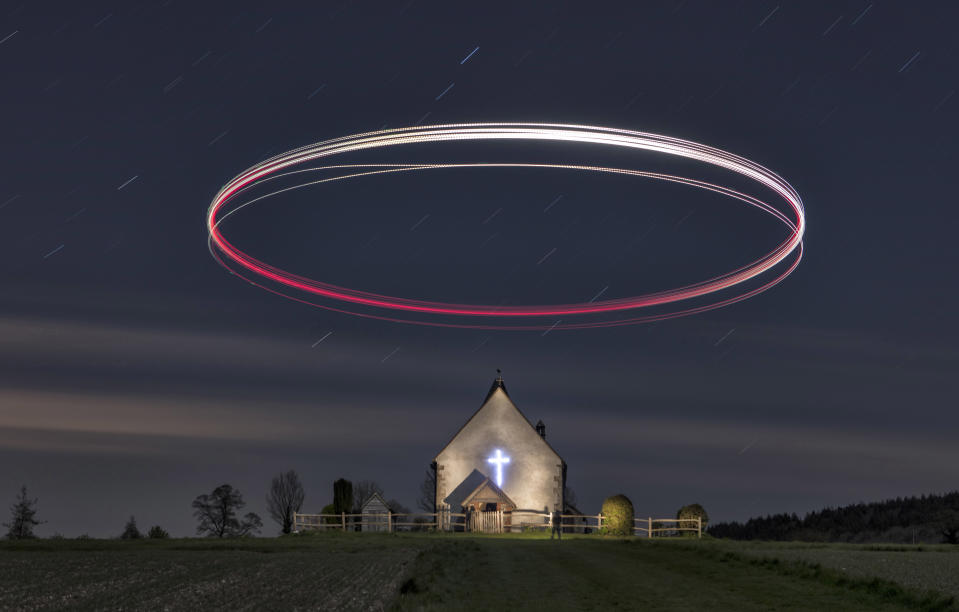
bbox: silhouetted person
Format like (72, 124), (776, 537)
(551, 508), (562, 540)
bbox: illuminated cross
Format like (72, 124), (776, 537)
(487, 449), (510, 488)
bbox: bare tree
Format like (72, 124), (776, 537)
(4, 485), (43, 540)
(192, 484), (262, 538)
(267, 469), (305, 534)
(352, 480), (383, 512)
(417, 469), (436, 512)
(563, 485), (578, 510)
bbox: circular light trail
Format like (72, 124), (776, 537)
(207, 123), (805, 330)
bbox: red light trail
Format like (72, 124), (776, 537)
(207, 123), (805, 330)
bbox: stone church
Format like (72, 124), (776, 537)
(432, 375), (565, 530)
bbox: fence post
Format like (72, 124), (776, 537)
(648, 517), (652, 538)
(341, 512), (346, 532)
(697, 516), (702, 539)
(598, 512), (603, 531)
(387, 512), (392, 533)
(292, 511), (297, 533)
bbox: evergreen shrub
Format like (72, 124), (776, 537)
(601, 494), (634, 536)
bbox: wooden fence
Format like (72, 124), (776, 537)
(634, 517), (702, 538)
(560, 514), (604, 533)
(468, 510), (505, 533)
(293, 511), (467, 533)
(292, 511), (701, 538)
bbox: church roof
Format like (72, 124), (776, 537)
(482, 375), (509, 404)
(461, 476), (517, 508)
(360, 491), (389, 512)
(433, 376), (565, 463)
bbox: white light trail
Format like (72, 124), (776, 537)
(206, 123), (805, 330)
(117, 175), (139, 190)
(311, 331), (332, 347)
(435, 82), (454, 101)
(460, 46), (479, 64)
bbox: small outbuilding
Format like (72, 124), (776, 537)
(360, 492), (390, 532)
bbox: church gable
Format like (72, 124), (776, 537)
(360, 492), (389, 514)
(434, 377), (565, 516)
(434, 378), (562, 464)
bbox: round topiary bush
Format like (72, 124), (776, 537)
(601, 494), (634, 536)
(676, 503), (709, 535)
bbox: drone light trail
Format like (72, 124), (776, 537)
(207, 123), (805, 330)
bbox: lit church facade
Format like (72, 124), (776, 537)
(433, 376), (566, 530)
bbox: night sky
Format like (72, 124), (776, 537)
(2, 1), (957, 537)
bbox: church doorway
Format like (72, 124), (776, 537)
(462, 478), (516, 533)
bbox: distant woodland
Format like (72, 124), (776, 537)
(709, 491), (959, 544)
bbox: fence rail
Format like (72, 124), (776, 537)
(293, 512), (467, 533)
(292, 511), (701, 538)
(633, 517), (702, 538)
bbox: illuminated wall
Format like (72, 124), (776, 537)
(434, 379), (564, 525)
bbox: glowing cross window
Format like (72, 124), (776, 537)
(487, 449), (511, 488)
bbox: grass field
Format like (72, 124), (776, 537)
(714, 540), (959, 602)
(1, 534), (956, 611)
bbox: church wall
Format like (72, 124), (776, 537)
(435, 388), (563, 521)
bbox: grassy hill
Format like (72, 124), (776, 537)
(1, 534), (956, 611)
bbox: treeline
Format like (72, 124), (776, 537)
(709, 491), (959, 544)
(4, 468), (439, 540)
